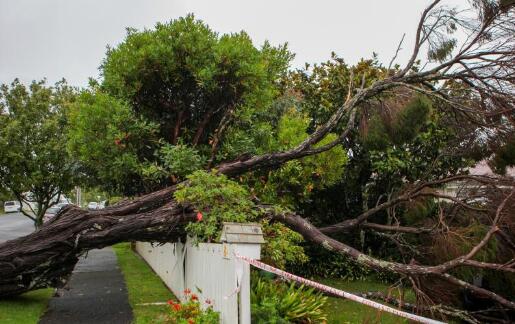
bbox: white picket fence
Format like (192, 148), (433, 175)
(135, 239), (256, 324)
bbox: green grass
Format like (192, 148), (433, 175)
(0, 289), (53, 324)
(113, 243), (417, 323)
(317, 278), (415, 324)
(113, 243), (177, 324)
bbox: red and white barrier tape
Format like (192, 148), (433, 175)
(235, 253), (446, 324)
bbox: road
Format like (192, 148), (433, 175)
(0, 212), (35, 242)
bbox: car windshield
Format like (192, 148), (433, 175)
(4, 201), (15, 206)
(46, 207), (61, 214)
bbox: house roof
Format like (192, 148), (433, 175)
(468, 160), (515, 177)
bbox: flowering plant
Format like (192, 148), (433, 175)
(166, 289), (219, 324)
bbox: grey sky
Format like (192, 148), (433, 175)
(0, 0), (463, 87)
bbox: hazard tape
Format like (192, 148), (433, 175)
(235, 253), (446, 324)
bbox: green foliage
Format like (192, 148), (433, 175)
(364, 96), (433, 150)
(174, 170), (256, 242)
(492, 135), (515, 174)
(287, 54), (387, 133)
(102, 14), (292, 148)
(247, 108), (347, 207)
(159, 143), (205, 180)
(174, 171), (309, 265)
(286, 56), (472, 267)
(368, 116), (468, 185)
(67, 90), (159, 195)
(73, 15), (293, 195)
(295, 247), (373, 281)
(392, 96), (432, 144)
(261, 220), (308, 269)
(251, 275), (328, 323)
(0, 79), (77, 226)
(428, 38), (457, 62)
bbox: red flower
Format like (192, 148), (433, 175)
(184, 288), (191, 295)
(167, 300), (175, 305)
(196, 212), (203, 222)
(205, 299), (212, 305)
(190, 294), (199, 301)
(173, 303), (181, 311)
(188, 319), (195, 324)
(114, 138), (121, 146)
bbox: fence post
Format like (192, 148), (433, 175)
(235, 250), (251, 324)
(220, 223), (265, 324)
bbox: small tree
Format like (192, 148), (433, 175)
(0, 79), (76, 227)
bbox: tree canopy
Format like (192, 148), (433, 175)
(0, 79), (76, 227)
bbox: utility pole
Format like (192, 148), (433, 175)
(75, 186), (82, 207)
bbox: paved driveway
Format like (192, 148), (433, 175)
(0, 212), (35, 242)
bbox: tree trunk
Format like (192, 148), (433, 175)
(0, 188), (196, 297)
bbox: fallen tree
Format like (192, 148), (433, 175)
(1, 1), (514, 321)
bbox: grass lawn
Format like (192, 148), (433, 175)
(113, 242), (417, 323)
(0, 289), (53, 324)
(113, 243), (177, 324)
(318, 278), (415, 323)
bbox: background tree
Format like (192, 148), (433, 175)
(0, 79), (77, 227)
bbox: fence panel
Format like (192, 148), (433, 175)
(185, 242), (238, 324)
(134, 242), (185, 297)
(135, 241), (239, 324)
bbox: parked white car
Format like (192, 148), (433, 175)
(55, 202), (71, 209)
(43, 206), (62, 223)
(87, 202), (98, 210)
(4, 201), (21, 213)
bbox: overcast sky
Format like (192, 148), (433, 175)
(0, 0), (465, 87)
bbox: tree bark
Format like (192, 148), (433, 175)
(0, 197), (195, 298)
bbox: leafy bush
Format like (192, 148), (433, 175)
(248, 108), (347, 208)
(294, 246), (372, 281)
(174, 170), (257, 242)
(261, 220), (308, 269)
(166, 289), (219, 324)
(251, 275), (327, 323)
(174, 171), (309, 265)
(160, 143), (206, 180)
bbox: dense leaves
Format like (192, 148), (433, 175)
(0, 79), (76, 226)
(67, 90), (159, 195)
(174, 170), (256, 242)
(251, 274), (327, 323)
(101, 14), (291, 147)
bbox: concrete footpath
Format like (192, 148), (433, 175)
(39, 247), (133, 324)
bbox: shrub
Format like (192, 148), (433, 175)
(160, 143), (206, 180)
(251, 275), (327, 323)
(166, 289), (219, 324)
(294, 244), (372, 281)
(174, 170), (257, 242)
(261, 220), (308, 269)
